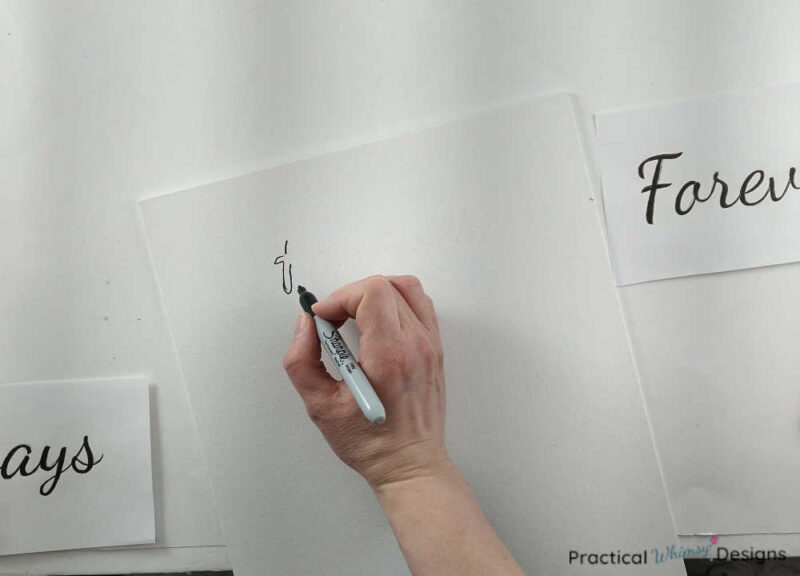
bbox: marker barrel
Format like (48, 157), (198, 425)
(313, 316), (386, 425)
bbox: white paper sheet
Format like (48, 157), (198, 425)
(597, 85), (800, 534)
(619, 266), (800, 535)
(596, 83), (800, 286)
(0, 378), (155, 555)
(140, 94), (682, 575)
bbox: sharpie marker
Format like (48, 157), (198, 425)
(297, 285), (386, 425)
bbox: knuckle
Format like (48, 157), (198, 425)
(306, 399), (326, 424)
(425, 295), (438, 318)
(373, 343), (407, 378)
(282, 351), (303, 377)
(416, 338), (439, 365)
(364, 275), (392, 295)
(398, 274), (423, 290)
(385, 348), (408, 372)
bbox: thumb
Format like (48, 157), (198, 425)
(283, 313), (339, 418)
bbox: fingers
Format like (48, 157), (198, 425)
(283, 313), (340, 420)
(310, 274), (440, 336)
(311, 275), (403, 337)
(385, 275), (439, 334)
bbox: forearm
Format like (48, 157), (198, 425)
(373, 461), (527, 576)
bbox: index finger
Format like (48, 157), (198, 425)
(310, 275), (402, 338)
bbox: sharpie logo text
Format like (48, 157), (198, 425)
(323, 330), (351, 361)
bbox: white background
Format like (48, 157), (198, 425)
(2, 1), (800, 573)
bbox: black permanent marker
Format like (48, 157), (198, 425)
(297, 286), (386, 425)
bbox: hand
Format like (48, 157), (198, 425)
(283, 274), (450, 489)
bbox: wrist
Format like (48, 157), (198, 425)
(370, 458), (462, 501)
(359, 436), (452, 491)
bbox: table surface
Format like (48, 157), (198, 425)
(2, 1), (799, 573)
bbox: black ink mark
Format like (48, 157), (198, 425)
(274, 240), (293, 294)
(638, 152), (683, 224)
(1, 435), (104, 496)
(638, 152), (800, 224)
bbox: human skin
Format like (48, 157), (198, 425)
(283, 274), (526, 576)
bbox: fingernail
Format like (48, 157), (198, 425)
(294, 313), (307, 338)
